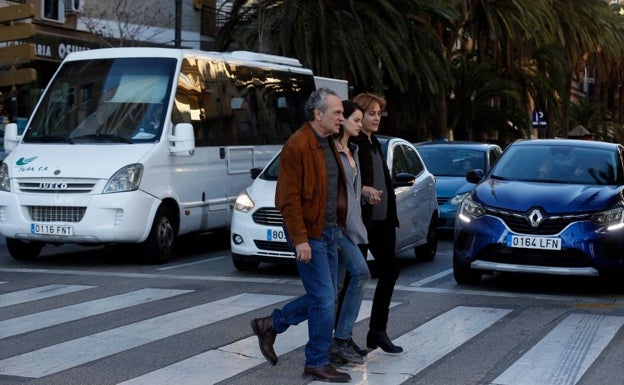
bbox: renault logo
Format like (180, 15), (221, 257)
(528, 209), (543, 227)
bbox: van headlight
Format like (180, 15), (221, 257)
(103, 164), (143, 193)
(234, 192), (255, 212)
(0, 162), (9, 192)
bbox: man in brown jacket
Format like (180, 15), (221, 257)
(250, 88), (351, 383)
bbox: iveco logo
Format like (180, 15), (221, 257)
(40, 182), (68, 190)
(528, 209), (544, 228)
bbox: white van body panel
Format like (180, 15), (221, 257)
(0, 48), (348, 262)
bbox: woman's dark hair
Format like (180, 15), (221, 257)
(335, 100), (363, 141)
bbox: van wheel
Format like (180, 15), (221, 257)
(415, 215), (438, 261)
(140, 206), (176, 264)
(453, 255), (482, 284)
(7, 238), (43, 261)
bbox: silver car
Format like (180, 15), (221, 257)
(230, 136), (439, 271)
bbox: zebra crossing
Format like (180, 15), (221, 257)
(1, 282), (623, 385)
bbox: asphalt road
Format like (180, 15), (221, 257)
(1, 232), (624, 385)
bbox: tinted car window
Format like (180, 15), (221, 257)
(402, 144), (425, 176)
(490, 145), (623, 185)
(260, 154), (281, 181)
(392, 145), (409, 178)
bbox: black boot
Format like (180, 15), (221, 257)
(366, 330), (403, 353)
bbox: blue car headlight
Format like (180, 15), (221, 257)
(449, 192), (470, 206)
(591, 203), (624, 230)
(458, 196), (485, 223)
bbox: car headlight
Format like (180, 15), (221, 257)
(458, 196), (486, 222)
(449, 192), (469, 206)
(103, 164), (143, 193)
(234, 192), (255, 212)
(0, 162), (9, 192)
(591, 205), (624, 225)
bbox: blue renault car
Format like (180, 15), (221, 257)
(453, 139), (624, 287)
(415, 141), (502, 230)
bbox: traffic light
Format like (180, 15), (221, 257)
(0, 3), (36, 87)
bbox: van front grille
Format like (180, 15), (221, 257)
(27, 206), (86, 222)
(18, 180), (97, 194)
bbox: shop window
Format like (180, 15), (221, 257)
(42, 0), (65, 22)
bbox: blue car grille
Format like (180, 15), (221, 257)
(486, 208), (590, 235)
(437, 197), (449, 205)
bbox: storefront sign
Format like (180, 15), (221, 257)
(0, 30), (100, 62)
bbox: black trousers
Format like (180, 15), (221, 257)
(359, 219), (400, 332)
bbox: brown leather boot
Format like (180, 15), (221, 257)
(250, 316), (278, 365)
(303, 365), (351, 382)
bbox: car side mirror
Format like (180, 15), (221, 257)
(394, 172), (416, 187)
(466, 169), (483, 183)
(250, 167), (262, 179)
(168, 123), (195, 156)
(4, 122), (20, 153)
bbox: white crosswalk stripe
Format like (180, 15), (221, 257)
(492, 313), (624, 385)
(1, 282), (624, 385)
(0, 291), (291, 378)
(0, 288), (193, 339)
(0, 284), (94, 307)
(117, 301), (376, 385)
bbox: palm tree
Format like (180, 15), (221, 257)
(214, 0), (456, 140)
(547, 0), (624, 137)
(447, 51), (529, 142)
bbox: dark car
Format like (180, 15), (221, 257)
(415, 141), (502, 230)
(453, 139), (624, 287)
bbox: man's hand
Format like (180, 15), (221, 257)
(362, 185), (383, 205)
(295, 242), (312, 263)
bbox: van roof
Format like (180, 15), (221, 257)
(63, 47), (313, 74)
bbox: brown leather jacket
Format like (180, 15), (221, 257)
(275, 122), (347, 246)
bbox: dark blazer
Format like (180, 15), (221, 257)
(351, 132), (399, 229)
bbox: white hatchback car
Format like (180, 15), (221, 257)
(230, 136), (439, 271)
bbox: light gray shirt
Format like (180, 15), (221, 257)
(338, 142), (368, 245)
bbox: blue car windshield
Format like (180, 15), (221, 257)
(490, 145), (623, 185)
(418, 148), (485, 177)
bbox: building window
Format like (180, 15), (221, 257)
(42, 0), (64, 21)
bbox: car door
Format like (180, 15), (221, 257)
(389, 139), (436, 252)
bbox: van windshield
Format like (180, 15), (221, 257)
(23, 57), (177, 144)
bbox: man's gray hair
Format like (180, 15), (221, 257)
(304, 87), (340, 121)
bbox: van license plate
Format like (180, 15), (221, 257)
(266, 228), (286, 241)
(507, 235), (561, 250)
(31, 224), (74, 236)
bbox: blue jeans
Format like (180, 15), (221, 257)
(335, 236), (371, 340)
(271, 226), (341, 367)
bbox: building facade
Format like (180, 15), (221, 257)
(1, 0), (225, 126)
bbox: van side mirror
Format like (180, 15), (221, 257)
(4, 123), (20, 154)
(168, 123), (195, 156)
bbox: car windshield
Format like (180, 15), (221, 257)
(260, 154), (281, 181)
(23, 57), (176, 144)
(490, 144), (623, 185)
(417, 147), (485, 176)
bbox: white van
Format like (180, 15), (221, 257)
(0, 47), (347, 263)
